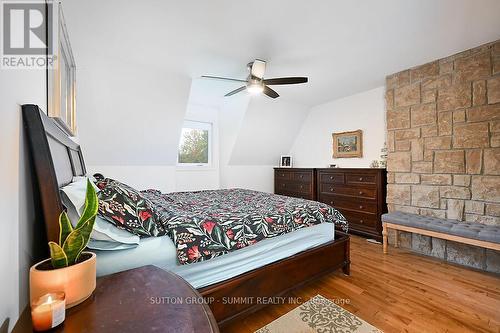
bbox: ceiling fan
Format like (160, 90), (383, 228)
(201, 59), (308, 99)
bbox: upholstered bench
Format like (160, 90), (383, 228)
(381, 211), (500, 254)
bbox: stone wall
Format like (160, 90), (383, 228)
(385, 40), (500, 273)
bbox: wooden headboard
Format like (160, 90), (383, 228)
(22, 104), (87, 244)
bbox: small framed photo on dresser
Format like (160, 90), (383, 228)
(280, 155), (293, 168)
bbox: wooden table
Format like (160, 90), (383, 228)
(13, 266), (219, 333)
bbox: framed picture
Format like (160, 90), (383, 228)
(332, 130), (363, 158)
(280, 155), (293, 168)
(47, 3), (77, 135)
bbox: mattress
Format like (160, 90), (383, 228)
(95, 222), (335, 288)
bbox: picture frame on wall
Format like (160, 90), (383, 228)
(47, 2), (77, 136)
(332, 130), (363, 158)
(280, 155), (293, 168)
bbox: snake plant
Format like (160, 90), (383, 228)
(49, 180), (98, 269)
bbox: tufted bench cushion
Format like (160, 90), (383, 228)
(382, 211), (500, 244)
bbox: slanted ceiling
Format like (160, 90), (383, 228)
(63, 0), (500, 166)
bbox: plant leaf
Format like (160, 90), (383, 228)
(59, 211), (73, 245)
(76, 180), (98, 229)
(62, 231), (85, 265)
(49, 241), (68, 268)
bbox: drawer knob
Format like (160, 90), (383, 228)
(300, 175), (303, 178)
(359, 177), (363, 181)
(359, 191), (363, 195)
(330, 188), (334, 192)
(359, 205), (364, 209)
(282, 184), (286, 187)
(330, 176), (334, 180)
(300, 185), (303, 189)
(330, 201), (334, 205)
(360, 219), (364, 224)
(281, 174), (285, 177)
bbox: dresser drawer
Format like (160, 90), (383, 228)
(276, 180), (311, 194)
(320, 194), (377, 214)
(346, 173), (377, 185)
(319, 184), (377, 199)
(293, 172), (312, 182)
(275, 171), (291, 180)
(277, 191), (314, 200)
(340, 210), (378, 228)
(319, 172), (345, 184)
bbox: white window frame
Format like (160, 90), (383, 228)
(177, 120), (213, 168)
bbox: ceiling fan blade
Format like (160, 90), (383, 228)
(251, 59), (266, 79)
(263, 86), (279, 99)
(225, 86), (247, 97)
(202, 75), (247, 83)
(263, 77), (308, 85)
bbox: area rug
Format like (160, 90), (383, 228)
(255, 295), (382, 333)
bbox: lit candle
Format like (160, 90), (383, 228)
(31, 292), (66, 331)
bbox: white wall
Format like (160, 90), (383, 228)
(291, 87), (386, 168)
(0, 71), (46, 331)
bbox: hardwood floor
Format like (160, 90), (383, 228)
(222, 236), (500, 333)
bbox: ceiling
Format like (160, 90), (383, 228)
(64, 0), (500, 107)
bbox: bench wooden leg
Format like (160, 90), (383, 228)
(394, 230), (399, 248)
(382, 223), (388, 254)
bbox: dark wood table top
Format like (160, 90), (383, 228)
(13, 265), (219, 333)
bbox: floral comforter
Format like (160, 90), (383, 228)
(142, 188), (348, 265)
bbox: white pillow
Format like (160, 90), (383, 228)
(60, 177), (139, 249)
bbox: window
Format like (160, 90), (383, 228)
(177, 120), (212, 166)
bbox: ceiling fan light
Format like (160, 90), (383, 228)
(247, 83), (264, 94)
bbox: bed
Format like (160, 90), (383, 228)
(22, 104), (350, 327)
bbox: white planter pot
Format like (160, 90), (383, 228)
(30, 252), (96, 308)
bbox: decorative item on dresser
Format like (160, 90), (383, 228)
(274, 168), (316, 200)
(316, 168), (387, 241)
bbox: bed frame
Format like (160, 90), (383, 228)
(22, 104), (350, 327)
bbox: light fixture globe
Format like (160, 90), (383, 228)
(247, 77), (264, 94)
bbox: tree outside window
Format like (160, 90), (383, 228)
(178, 121), (212, 166)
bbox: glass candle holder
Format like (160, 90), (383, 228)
(31, 292), (66, 331)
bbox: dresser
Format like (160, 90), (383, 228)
(274, 168), (316, 200)
(316, 168), (387, 241)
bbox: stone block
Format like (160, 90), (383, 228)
(464, 201), (484, 214)
(453, 175), (471, 187)
(440, 199), (448, 209)
(453, 122), (489, 148)
(411, 103), (436, 126)
(491, 133), (500, 148)
(453, 51), (491, 82)
(491, 121), (500, 133)
(487, 75), (500, 104)
(471, 176), (500, 202)
(437, 83), (471, 111)
(412, 233), (432, 255)
(424, 136), (451, 150)
(395, 140), (411, 151)
(440, 61), (453, 74)
(387, 108), (411, 130)
(466, 104), (500, 122)
(410, 61), (439, 82)
(466, 150), (482, 174)
(484, 148), (500, 175)
(395, 83), (420, 107)
(493, 42), (500, 75)
(394, 205), (420, 214)
(411, 139), (424, 161)
(453, 110), (466, 123)
(423, 150), (434, 162)
(434, 150), (465, 174)
(422, 74), (451, 90)
(419, 208), (446, 219)
(386, 184), (411, 205)
(431, 238), (446, 260)
(398, 231), (412, 249)
(472, 80), (487, 106)
(465, 214), (500, 225)
(412, 161), (433, 173)
(485, 203), (500, 217)
(385, 89), (394, 111)
(486, 250), (500, 274)
(438, 111), (453, 136)
(446, 241), (485, 270)
(395, 128), (420, 140)
(387, 151), (411, 172)
(421, 174), (452, 185)
(421, 125), (438, 138)
(387, 172), (395, 184)
(387, 70), (411, 89)
(412, 185), (440, 208)
(387, 130), (395, 152)
(422, 89), (437, 103)
(447, 199), (465, 221)
(394, 173), (420, 184)
(440, 186), (471, 199)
